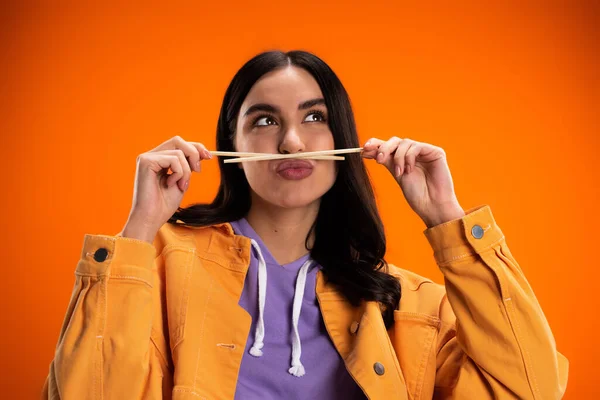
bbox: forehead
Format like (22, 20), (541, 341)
(241, 66), (324, 112)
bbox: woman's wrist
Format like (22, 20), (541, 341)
(422, 204), (466, 229)
(122, 214), (158, 244)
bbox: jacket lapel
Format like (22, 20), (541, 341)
(316, 271), (409, 400)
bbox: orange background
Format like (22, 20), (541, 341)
(1, 2), (598, 398)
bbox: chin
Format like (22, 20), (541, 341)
(250, 173), (336, 210)
(270, 191), (322, 209)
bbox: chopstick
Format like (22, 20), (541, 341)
(210, 151), (344, 161)
(210, 151), (269, 157)
(221, 148), (363, 164)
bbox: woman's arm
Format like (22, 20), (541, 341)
(364, 137), (568, 398)
(426, 205), (568, 399)
(42, 233), (169, 399)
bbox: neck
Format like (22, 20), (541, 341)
(246, 195), (319, 265)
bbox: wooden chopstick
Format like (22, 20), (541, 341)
(222, 148), (363, 164)
(210, 151), (342, 161)
(210, 151), (265, 157)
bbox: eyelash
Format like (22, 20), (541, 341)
(251, 113), (276, 127)
(251, 109), (327, 127)
(306, 109), (327, 122)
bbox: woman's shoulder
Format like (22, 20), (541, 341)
(386, 263), (440, 290)
(386, 263), (449, 319)
(154, 221), (237, 254)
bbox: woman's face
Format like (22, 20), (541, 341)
(234, 66), (337, 209)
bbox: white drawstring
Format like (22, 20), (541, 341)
(247, 239), (313, 377)
(249, 240), (267, 357)
(288, 259), (313, 377)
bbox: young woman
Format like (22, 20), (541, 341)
(43, 51), (568, 399)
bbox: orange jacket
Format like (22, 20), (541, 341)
(42, 205), (568, 399)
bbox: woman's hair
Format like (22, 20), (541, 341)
(169, 50), (401, 328)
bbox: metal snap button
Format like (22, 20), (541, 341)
(471, 225), (484, 239)
(94, 248), (108, 262)
(374, 362), (385, 376)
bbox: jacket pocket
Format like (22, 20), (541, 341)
(391, 311), (440, 400)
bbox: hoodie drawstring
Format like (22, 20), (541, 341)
(288, 259), (312, 377)
(249, 239), (267, 357)
(248, 239), (313, 377)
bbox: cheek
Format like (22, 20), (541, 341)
(241, 162), (269, 191)
(315, 129), (335, 150)
(320, 161), (338, 188)
(235, 134), (279, 156)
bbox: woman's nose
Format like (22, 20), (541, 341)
(278, 126), (305, 154)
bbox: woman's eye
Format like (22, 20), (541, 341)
(255, 116), (277, 126)
(304, 112), (325, 122)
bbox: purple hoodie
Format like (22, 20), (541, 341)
(230, 218), (366, 400)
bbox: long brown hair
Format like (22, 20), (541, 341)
(170, 50), (401, 328)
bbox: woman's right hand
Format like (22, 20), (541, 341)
(121, 136), (212, 243)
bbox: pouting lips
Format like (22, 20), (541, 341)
(275, 159), (314, 173)
(275, 159), (314, 180)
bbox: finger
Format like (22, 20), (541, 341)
(393, 139), (416, 177)
(146, 154), (184, 189)
(375, 137), (402, 167)
(190, 142), (212, 172)
(154, 150), (191, 191)
(152, 136), (202, 172)
(169, 150), (192, 191)
(156, 149), (194, 189)
(404, 142), (421, 174)
(362, 138), (385, 159)
(151, 135), (185, 152)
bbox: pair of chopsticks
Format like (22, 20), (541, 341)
(211, 148), (363, 164)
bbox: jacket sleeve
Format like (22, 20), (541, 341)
(423, 205), (569, 400)
(42, 233), (169, 400)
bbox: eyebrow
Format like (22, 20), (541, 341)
(299, 98), (326, 110)
(243, 98), (326, 117)
(243, 103), (279, 117)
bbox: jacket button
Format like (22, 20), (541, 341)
(471, 225), (484, 239)
(349, 321), (359, 335)
(374, 362), (385, 376)
(94, 248), (108, 262)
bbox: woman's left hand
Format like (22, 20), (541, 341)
(363, 137), (466, 228)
